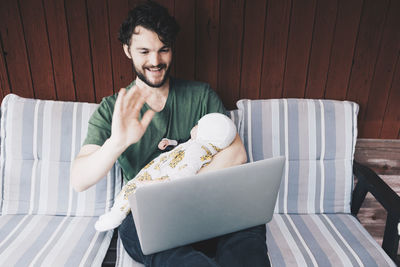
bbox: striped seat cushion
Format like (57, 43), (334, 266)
(0, 214), (113, 266)
(0, 94), (121, 216)
(226, 109), (243, 133)
(237, 99), (358, 214)
(115, 214), (396, 267)
(267, 214), (396, 266)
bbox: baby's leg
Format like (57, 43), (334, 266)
(95, 180), (137, 232)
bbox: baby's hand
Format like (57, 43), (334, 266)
(158, 138), (178, 150)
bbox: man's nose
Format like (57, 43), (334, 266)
(149, 52), (161, 66)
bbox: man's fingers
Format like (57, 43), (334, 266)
(141, 109), (155, 129)
(115, 88), (127, 113)
(123, 86), (150, 116)
(131, 91), (147, 117)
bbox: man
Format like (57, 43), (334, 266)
(70, 1), (270, 266)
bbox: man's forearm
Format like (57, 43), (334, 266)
(198, 133), (247, 174)
(70, 138), (126, 192)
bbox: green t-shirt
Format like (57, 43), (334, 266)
(83, 78), (226, 181)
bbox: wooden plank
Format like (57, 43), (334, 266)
(324, 0), (363, 100)
(108, 0), (134, 91)
(65, 0), (95, 103)
(380, 54), (400, 139)
(0, 34), (11, 101)
(156, 0), (174, 15)
(174, 0), (195, 81)
(357, 192), (386, 245)
(87, 0), (114, 102)
(282, 0), (316, 98)
(43, 0), (76, 101)
(354, 139), (400, 256)
(347, 0), (390, 137)
(195, 0), (220, 90)
(259, 0), (291, 99)
(19, 0), (56, 100)
(355, 139), (400, 175)
(304, 0), (337, 99)
(0, 0), (34, 98)
(360, 0), (400, 138)
(239, 0), (267, 100)
(217, 0), (245, 109)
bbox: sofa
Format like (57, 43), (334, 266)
(0, 94), (398, 267)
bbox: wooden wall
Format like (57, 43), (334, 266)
(0, 0), (399, 139)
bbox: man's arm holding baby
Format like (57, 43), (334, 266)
(197, 133), (247, 174)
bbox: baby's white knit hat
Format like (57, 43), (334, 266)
(196, 113), (237, 150)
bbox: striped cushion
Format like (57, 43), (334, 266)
(227, 109), (243, 133)
(115, 214), (396, 267)
(267, 214), (396, 266)
(237, 99), (358, 214)
(0, 94), (122, 216)
(0, 214), (113, 266)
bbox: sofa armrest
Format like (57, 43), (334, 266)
(351, 160), (400, 261)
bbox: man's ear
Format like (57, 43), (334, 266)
(123, 44), (132, 59)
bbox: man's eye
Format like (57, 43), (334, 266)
(160, 48), (170, 53)
(140, 51), (149, 54)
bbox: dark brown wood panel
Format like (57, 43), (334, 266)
(44, 0), (76, 101)
(346, 0), (390, 134)
(217, 0), (245, 110)
(0, 0), (399, 139)
(19, 0), (57, 100)
(108, 0), (134, 91)
(87, 0), (114, 102)
(260, 0), (292, 99)
(324, 0), (363, 100)
(195, 0), (220, 90)
(304, 0), (337, 99)
(65, 0), (96, 103)
(0, 0), (34, 98)
(0, 36), (11, 101)
(174, 0), (196, 81)
(381, 55), (400, 139)
(360, 0), (400, 139)
(282, 0), (316, 98)
(239, 0), (267, 100)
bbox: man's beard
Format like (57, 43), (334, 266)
(134, 63), (171, 88)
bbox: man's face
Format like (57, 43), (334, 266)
(123, 26), (172, 88)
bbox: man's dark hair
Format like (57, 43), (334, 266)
(118, 0), (180, 47)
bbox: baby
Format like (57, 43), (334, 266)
(95, 113), (237, 232)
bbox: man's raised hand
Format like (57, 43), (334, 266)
(110, 86), (155, 150)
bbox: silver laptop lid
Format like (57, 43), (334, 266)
(129, 156), (285, 255)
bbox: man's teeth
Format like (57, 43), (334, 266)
(148, 67), (162, 71)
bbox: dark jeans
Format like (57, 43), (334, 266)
(118, 213), (271, 267)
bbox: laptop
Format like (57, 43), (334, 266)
(128, 156), (285, 255)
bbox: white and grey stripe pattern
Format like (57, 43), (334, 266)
(0, 214), (114, 267)
(0, 94), (119, 216)
(115, 213), (396, 267)
(236, 99), (359, 214)
(266, 214), (396, 267)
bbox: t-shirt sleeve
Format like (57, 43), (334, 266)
(82, 98), (113, 146)
(204, 85), (227, 115)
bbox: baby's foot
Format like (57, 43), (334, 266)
(95, 209), (127, 232)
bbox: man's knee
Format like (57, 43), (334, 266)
(152, 246), (218, 267)
(216, 225), (270, 267)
